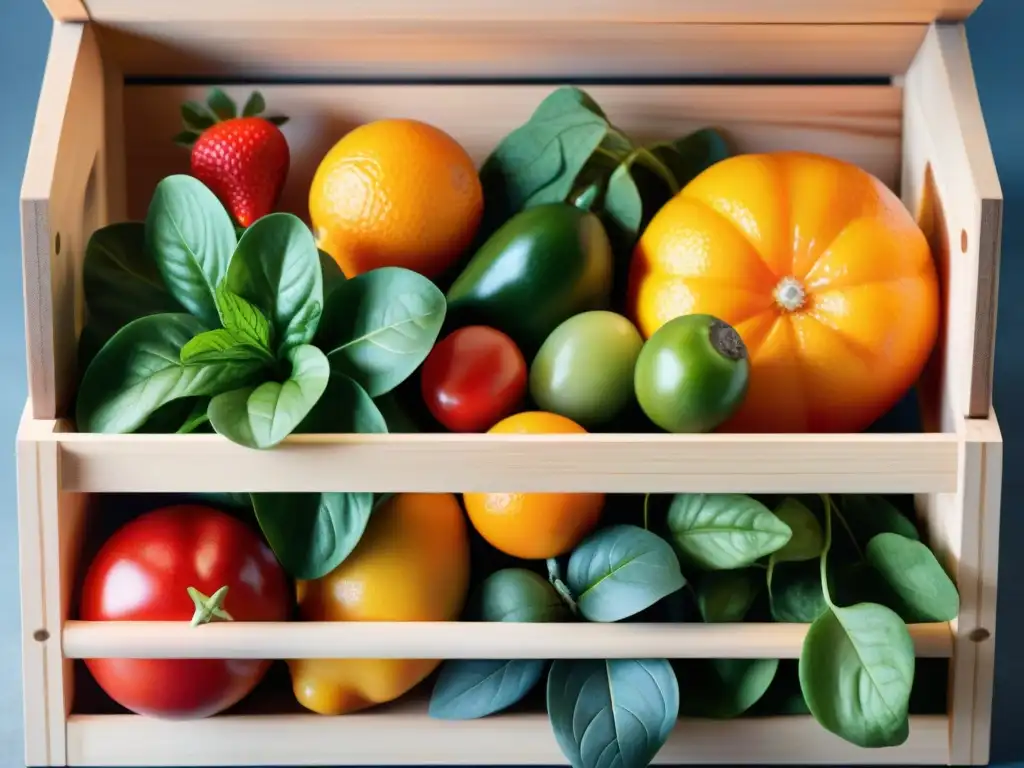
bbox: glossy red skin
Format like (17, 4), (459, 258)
(79, 505), (291, 719)
(420, 326), (528, 432)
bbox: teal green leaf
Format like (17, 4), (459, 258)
(667, 493), (792, 570)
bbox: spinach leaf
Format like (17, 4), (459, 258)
(297, 373), (387, 435)
(76, 313), (265, 433)
(603, 160), (644, 238)
(647, 128), (732, 189)
(319, 249), (347, 302)
(145, 175), (237, 328)
(839, 494), (920, 545)
(771, 497), (824, 564)
(82, 221), (184, 340)
(176, 398), (212, 434)
(769, 560), (828, 623)
(215, 283), (273, 351)
(566, 524), (685, 623)
(667, 493), (792, 570)
(226, 213), (323, 355)
(696, 569), (760, 623)
(318, 266), (446, 397)
(207, 344), (329, 449)
(252, 490), (374, 579)
(547, 659), (678, 768)
(429, 659), (546, 720)
(865, 533), (959, 622)
(471, 568), (572, 623)
(678, 658), (779, 719)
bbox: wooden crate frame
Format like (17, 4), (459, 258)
(17, 2), (1004, 766)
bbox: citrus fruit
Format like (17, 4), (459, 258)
(462, 412), (604, 560)
(309, 118), (483, 279)
(627, 151), (939, 433)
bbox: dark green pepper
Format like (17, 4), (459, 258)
(445, 203), (613, 358)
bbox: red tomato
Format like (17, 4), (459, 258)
(420, 325), (527, 432)
(79, 504), (291, 719)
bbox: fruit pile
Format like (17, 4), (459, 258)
(69, 86), (953, 767)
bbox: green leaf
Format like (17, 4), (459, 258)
(242, 91), (266, 117)
(252, 490), (373, 579)
(547, 659), (679, 768)
(181, 101), (216, 131)
(297, 373), (387, 435)
(208, 344), (329, 449)
(769, 560), (828, 623)
(566, 524), (686, 623)
(603, 161), (644, 237)
(771, 497), (824, 564)
(471, 568), (572, 623)
(373, 391), (421, 433)
(206, 87), (237, 120)
(865, 533), (960, 622)
(697, 569), (760, 623)
(319, 249), (347, 302)
(82, 221), (185, 342)
(179, 328), (273, 366)
(647, 128), (731, 188)
(145, 175), (237, 328)
(678, 658), (779, 719)
(176, 398), (212, 434)
(215, 283), (273, 351)
(173, 130), (201, 148)
(430, 659), (546, 720)
(667, 493), (792, 570)
(839, 495), (920, 546)
(226, 213), (324, 355)
(267, 115), (290, 127)
(76, 313), (265, 434)
(318, 266), (446, 397)
(799, 602), (915, 748)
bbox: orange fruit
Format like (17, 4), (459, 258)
(463, 412), (604, 560)
(626, 151), (940, 434)
(309, 118), (483, 279)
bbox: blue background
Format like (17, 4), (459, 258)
(0, 0), (1020, 765)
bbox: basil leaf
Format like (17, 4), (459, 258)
(227, 213), (324, 354)
(145, 175), (237, 328)
(667, 493), (792, 570)
(215, 283), (273, 351)
(471, 568), (572, 623)
(176, 398), (212, 434)
(771, 497), (824, 564)
(252, 490), (374, 579)
(697, 569), (760, 623)
(865, 533), (959, 622)
(839, 495), (920, 545)
(180, 329), (274, 366)
(297, 373), (387, 435)
(647, 128), (731, 189)
(82, 222), (184, 341)
(76, 313), (265, 434)
(208, 344), (329, 449)
(678, 658), (779, 719)
(318, 266), (446, 397)
(429, 659), (545, 720)
(799, 602), (914, 748)
(769, 560), (828, 623)
(566, 524), (685, 623)
(547, 659), (678, 768)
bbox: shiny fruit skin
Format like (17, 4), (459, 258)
(79, 505), (291, 719)
(462, 412), (604, 560)
(445, 204), (614, 357)
(309, 119), (483, 279)
(627, 151), (940, 433)
(288, 493), (470, 715)
(529, 310), (643, 429)
(420, 326), (528, 432)
(634, 314), (750, 433)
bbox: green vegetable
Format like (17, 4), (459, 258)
(678, 658), (780, 719)
(529, 310), (643, 429)
(445, 203), (614, 357)
(696, 569), (761, 623)
(839, 494), (920, 545)
(633, 314), (750, 433)
(770, 497), (825, 564)
(667, 493), (792, 570)
(769, 559), (829, 623)
(865, 533), (959, 622)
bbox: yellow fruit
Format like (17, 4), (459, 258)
(309, 118), (483, 279)
(287, 493), (471, 715)
(463, 412), (604, 560)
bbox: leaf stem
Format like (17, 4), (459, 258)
(818, 494), (836, 609)
(572, 183), (601, 212)
(831, 502), (864, 560)
(551, 578), (579, 617)
(635, 147), (681, 194)
(642, 494), (650, 530)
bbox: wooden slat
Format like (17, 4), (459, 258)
(50, 430), (959, 494)
(41, 0), (89, 21)
(65, 707), (952, 766)
(61, 620), (953, 661)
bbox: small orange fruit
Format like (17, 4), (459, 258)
(309, 118), (483, 279)
(463, 412), (604, 560)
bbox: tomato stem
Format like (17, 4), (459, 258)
(188, 585), (234, 627)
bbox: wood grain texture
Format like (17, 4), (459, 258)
(124, 83), (901, 224)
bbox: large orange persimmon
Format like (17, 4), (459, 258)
(626, 151), (939, 433)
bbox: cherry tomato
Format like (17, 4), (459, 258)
(79, 504), (291, 719)
(420, 325), (527, 432)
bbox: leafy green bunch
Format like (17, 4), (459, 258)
(76, 174), (447, 579)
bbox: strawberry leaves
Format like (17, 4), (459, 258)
(174, 88), (289, 148)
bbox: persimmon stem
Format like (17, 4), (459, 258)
(188, 585), (234, 627)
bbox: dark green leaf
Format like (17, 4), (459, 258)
(839, 495), (920, 546)
(567, 524), (686, 623)
(179, 328), (273, 366)
(173, 130), (200, 148)
(547, 659), (678, 768)
(135, 397), (204, 434)
(176, 398), (212, 434)
(242, 91), (266, 117)
(769, 560), (828, 623)
(470, 568), (572, 623)
(227, 213), (323, 355)
(208, 344), (329, 449)
(697, 569), (760, 623)
(215, 283), (273, 351)
(206, 87), (237, 120)
(318, 266), (446, 397)
(865, 533), (959, 622)
(799, 603), (914, 748)
(647, 128), (731, 188)
(667, 493), (792, 570)
(267, 115), (290, 126)
(181, 101), (216, 131)
(145, 174), (237, 328)
(429, 659), (546, 720)
(76, 313), (264, 433)
(603, 161), (644, 237)
(771, 497), (824, 564)
(297, 373), (387, 435)
(252, 490), (374, 579)
(373, 391), (420, 433)
(319, 249), (347, 302)
(678, 658), (779, 719)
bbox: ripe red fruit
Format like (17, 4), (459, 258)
(176, 88), (290, 227)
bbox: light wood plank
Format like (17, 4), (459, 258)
(61, 620), (953, 661)
(41, 0), (89, 21)
(51, 430), (959, 494)
(65, 707), (951, 766)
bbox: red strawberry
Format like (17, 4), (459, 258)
(175, 88), (290, 228)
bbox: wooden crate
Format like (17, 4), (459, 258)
(16, 0), (1004, 766)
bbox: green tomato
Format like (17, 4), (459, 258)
(529, 311), (644, 429)
(634, 314), (750, 433)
